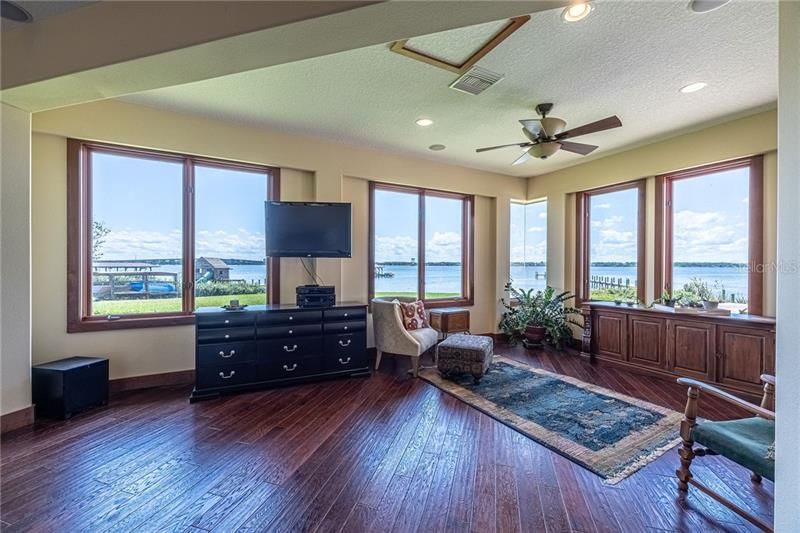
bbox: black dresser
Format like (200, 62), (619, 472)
(192, 302), (369, 401)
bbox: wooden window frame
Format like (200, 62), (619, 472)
(368, 182), (474, 308)
(655, 156), (763, 315)
(67, 139), (281, 332)
(575, 180), (646, 304)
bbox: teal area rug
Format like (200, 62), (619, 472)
(420, 356), (681, 483)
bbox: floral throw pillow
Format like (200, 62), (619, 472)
(400, 300), (428, 331)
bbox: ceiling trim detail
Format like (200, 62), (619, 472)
(390, 15), (529, 75)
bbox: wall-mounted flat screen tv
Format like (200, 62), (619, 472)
(265, 201), (352, 258)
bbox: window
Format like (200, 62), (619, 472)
(510, 200), (547, 291)
(67, 140), (279, 332)
(657, 156), (763, 314)
(368, 183), (473, 306)
(576, 181), (645, 302)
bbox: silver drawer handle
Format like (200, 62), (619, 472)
(338, 339), (351, 347)
(224, 334), (230, 339)
(289, 316), (293, 321)
(283, 363), (298, 372)
(344, 313), (349, 317)
(283, 344), (298, 352)
(219, 370), (236, 379)
(218, 350), (236, 358)
(338, 357), (351, 365)
(288, 329), (293, 334)
(224, 319), (230, 324)
(343, 326), (348, 331)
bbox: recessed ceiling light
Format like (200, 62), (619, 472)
(415, 118), (434, 127)
(679, 82), (708, 94)
(561, 2), (593, 22)
(428, 144), (446, 151)
(1, 0), (33, 22)
(688, 0), (731, 13)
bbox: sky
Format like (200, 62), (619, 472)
(92, 151), (750, 267)
(373, 189), (464, 263)
(510, 200), (547, 263)
(588, 166), (749, 264)
(92, 152), (267, 262)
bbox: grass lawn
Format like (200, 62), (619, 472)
(374, 292), (460, 299)
(93, 291), (461, 315)
(92, 293), (266, 315)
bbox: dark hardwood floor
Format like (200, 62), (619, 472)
(0, 343), (773, 532)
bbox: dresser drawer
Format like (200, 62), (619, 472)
(198, 342), (256, 367)
(197, 327), (254, 344)
(257, 323), (322, 339)
(196, 312), (254, 329)
(323, 334), (367, 372)
(263, 356), (321, 381)
(324, 307), (366, 322)
(323, 321), (365, 335)
(257, 310), (322, 326)
(260, 337), (323, 359)
(196, 363), (255, 389)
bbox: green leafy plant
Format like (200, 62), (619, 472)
(499, 283), (582, 349)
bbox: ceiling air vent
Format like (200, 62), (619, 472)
(449, 66), (504, 95)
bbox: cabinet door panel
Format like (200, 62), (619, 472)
(629, 316), (665, 368)
(592, 312), (627, 361)
(717, 326), (774, 391)
(667, 320), (714, 380)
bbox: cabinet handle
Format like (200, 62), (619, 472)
(343, 326), (348, 331)
(218, 350), (236, 358)
(219, 370), (236, 379)
(224, 319), (230, 324)
(288, 329), (293, 334)
(289, 316), (294, 321)
(283, 363), (298, 372)
(338, 339), (352, 347)
(344, 313), (349, 317)
(338, 357), (351, 365)
(224, 334), (230, 339)
(283, 344), (298, 353)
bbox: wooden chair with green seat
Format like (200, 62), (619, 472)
(676, 374), (775, 532)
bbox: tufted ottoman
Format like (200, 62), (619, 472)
(436, 335), (494, 383)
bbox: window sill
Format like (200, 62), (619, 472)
(67, 314), (196, 333)
(423, 297), (474, 309)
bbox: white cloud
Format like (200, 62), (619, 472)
(527, 226), (545, 233)
(594, 203), (612, 209)
(672, 209), (748, 262)
(375, 235), (417, 262)
(538, 211), (547, 219)
(97, 228), (266, 260)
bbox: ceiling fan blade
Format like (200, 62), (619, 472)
(558, 141), (598, 156)
(476, 142), (531, 153)
(519, 119), (544, 137)
(512, 150), (532, 166)
(556, 115), (622, 140)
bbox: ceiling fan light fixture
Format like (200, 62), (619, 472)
(679, 82), (708, 94)
(529, 143), (561, 160)
(562, 2), (593, 22)
(415, 118), (433, 127)
(428, 144), (446, 151)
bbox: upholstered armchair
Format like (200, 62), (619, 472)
(677, 375), (775, 532)
(371, 297), (438, 377)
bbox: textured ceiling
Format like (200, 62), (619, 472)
(122, 0), (778, 177)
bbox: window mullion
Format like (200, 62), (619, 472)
(418, 191), (426, 301)
(183, 159), (195, 314)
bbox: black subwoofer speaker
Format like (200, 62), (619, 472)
(32, 356), (109, 419)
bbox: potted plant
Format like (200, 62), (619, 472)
(661, 290), (675, 307)
(499, 283), (581, 350)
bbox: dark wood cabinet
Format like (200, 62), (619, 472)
(192, 303), (369, 402)
(582, 302), (775, 399)
(666, 319), (715, 381)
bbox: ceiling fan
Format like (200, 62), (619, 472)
(476, 103), (622, 165)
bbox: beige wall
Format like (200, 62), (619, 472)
(31, 100), (525, 380)
(1, 103), (32, 416)
(526, 109), (778, 315)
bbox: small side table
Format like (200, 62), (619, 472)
(429, 307), (470, 340)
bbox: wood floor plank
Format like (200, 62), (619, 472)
(0, 341), (774, 532)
